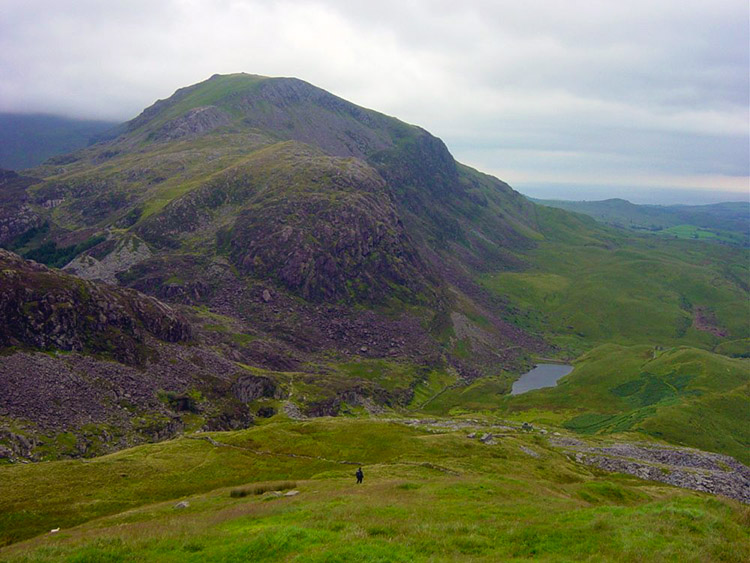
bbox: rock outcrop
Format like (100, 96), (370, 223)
(0, 169), (43, 246)
(63, 234), (153, 284)
(0, 249), (190, 365)
(231, 374), (280, 402)
(152, 105), (232, 141)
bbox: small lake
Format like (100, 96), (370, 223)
(511, 363), (573, 395)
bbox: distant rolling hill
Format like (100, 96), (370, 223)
(532, 197), (750, 246)
(0, 113), (120, 170)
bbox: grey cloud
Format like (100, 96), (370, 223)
(0, 0), (747, 197)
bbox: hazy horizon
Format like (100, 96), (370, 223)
(517, 183), (750, 206)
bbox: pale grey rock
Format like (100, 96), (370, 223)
(552, 438), (750, 504)
(64, 234), (152, 284)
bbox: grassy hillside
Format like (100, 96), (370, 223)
(480, 206), (749, 354)
(425, 344), (750, 464)
(1, 418), (748, 561)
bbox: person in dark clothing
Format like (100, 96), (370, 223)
(355, 467), (364, 484)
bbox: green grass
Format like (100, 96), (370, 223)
(420, 375), (514, 416)
(335, 360), (428, 394)
(448, 344), (750, 464)
(714, 338), (750, 358)
(480, 211), (749, 354)
(230, 481), (297, 497)
(407, 370), (459, 409)
(1, 418), (748, 561)
(658, 225), (745, 245)
(140, 73), (268, 129)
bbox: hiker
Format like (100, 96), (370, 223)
(355, 467), (364, 484)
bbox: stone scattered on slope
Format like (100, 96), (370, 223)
(63, 234), (152, 285)
(552, 438), (750, 504)
(283, 402), (307, 420)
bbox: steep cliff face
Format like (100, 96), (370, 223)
(151, 105), (233, 141)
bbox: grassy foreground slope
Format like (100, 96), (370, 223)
(1, 418), (748, 561)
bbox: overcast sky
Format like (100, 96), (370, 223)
(1, 0), (748, 202)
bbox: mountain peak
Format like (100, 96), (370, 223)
(121, 72), (453, 170)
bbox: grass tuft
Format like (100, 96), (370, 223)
(230, 481), (297, 498)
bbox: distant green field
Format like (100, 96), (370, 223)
(1, 418), (747, 561)
(658, 225), (745, 245)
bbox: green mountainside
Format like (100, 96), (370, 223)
(0, 73), (748, 558)
(480, 205), (749, 354)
